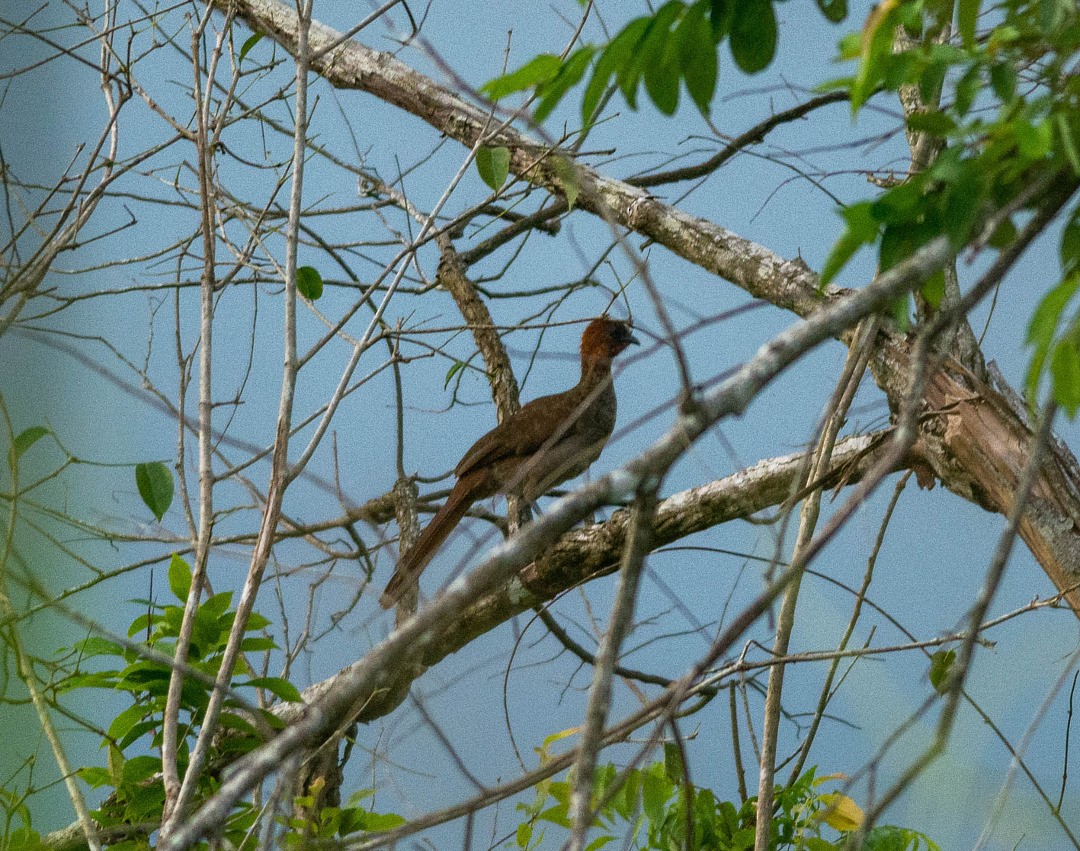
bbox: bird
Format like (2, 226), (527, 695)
(380, 316), (640, 609)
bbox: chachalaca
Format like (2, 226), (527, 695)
(380, 316), (639, 608)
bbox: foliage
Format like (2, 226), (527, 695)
(511, 736), (938, 851)
(481, 0), (846, 124)
(823, 0), (1080, 410)
(487, 0), (1080, 411)
(29, 556), (285, 843)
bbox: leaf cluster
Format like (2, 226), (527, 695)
(33, 555), (298, 846)
(512, 737), (936, 851)
(481, 0), (847, 125)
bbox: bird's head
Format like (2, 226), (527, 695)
(580, 316), (640, 367)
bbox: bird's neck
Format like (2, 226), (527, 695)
(579, 354), (613, 387)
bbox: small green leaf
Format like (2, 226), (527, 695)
(108, 702), (151, 743)
(444, 360), (465, 390)
(816, 0), (847, 23)
(136, 462), (174, 522)
(890, 294), (911, 331)
(482, 54), (562, 100)
(663, 741), (683, 783)
(168, 553), (192, 602)
(74, 637), (124, 658)
(552, 156), (580, 211)
(476, 146), (511, 192)
(641, 769), (667, 824)
(905, 110), (956, 136)
(709, 0), (734, 39)
(1014, 119), (1053, 160)
(729, 0), (777, 74)
(296, 265), (323, 300)
(582, 18), (650, 124)
(989, 62), (1017, 103)
(954, 65), (980, 116)
(535, 47), (594, 122)
(244, 676), (302, 702)
(1053, 340), (1080, 417)
(363, 812), (406, 831)
(678, 3), (718, 114)
(10, 425), (49, 461)
(639, 2), (684, 116)
(239, 32), (263, 63)
(820, 202), (878, 287)
(957, 0), (980, 47)
(77, 766), (113, 789)
(1057, 115), (1080, 176)
(920, 271), (945, 310)
(987, 217), (1017, 249)
(929, 649), (956, 693)
(1062, 209), (1080, 271)
(919, 61), (947, 105)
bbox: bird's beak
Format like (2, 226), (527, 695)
(627, 332), (641, 346)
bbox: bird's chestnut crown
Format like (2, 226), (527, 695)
(580, 316), (640, 363)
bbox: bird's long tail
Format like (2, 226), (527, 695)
(380, 478), (477, 609)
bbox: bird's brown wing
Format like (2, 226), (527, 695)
(454, 388), (583, 479)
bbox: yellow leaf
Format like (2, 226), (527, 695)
(812, 772), (849, 786)
(535, 726), (580, 763)
(818, 792), (865, 832)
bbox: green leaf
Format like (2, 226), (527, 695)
(1052, 340), (1080, 417)
(552, 156), (580, 211)
(663, 741), (684, 784)
(890, 294), (911, 331)
(74, 636), (124, 658)
(957, 0), (980, 47)
(1057, 114), (1080, 176)
(929, 649), (956, 693)
(905, 110), (956, 136)
(943, 169), (984, 248)
(135, 462), (173, 522)
(360, 811), (406, 831)
(108, 703), (152, 744)
(919, 61), (947, 105)
(920, 271), (945, 310)
(639, 3), (684, 116)
(1014, 119), (1053, 160)
(641, 769), (667, 824)
(239, 32), (263, 63)
(296, 265), (323, 300)
(820, 202), (878, 286)
(168, 553), (192, 602)
(482, 54), (562, 100)
(989, 62), (1017, 103)
(476, 146), (511, 192)
(535, 47), (595, 122)
(582, 18), (649, 124)
(987, 217), (1017, 249)
(729, 0), (777, 74)
(953, 64), (980, 116)
(10, 425), (49, 461)
(709, 0), (734, 40)
(816, 0), (847, 23)
(243, 676), (302, 703)
(851, 1), (900, 112)
(678, 3), (718, 114)
(1062, 208), (1080, 271)
(77, 766), (113, 789)
(444, 360), (465, 390)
